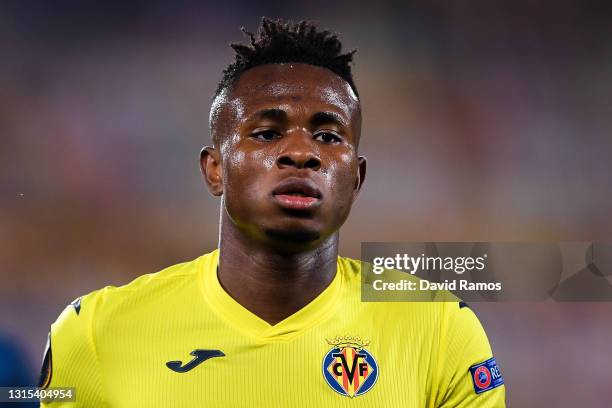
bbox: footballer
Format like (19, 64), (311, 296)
(40, 18), (506, 407)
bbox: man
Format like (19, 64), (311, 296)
(40, 18), (505, 407)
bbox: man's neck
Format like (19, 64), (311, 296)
(217, 214), (339, 325)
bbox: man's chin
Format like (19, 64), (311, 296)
(263, 227), (321, 246)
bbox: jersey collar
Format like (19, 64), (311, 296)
(199, 249), (343, 342)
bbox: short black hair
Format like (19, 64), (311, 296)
(215, 17), (358, 98)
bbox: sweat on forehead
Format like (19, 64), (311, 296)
(209, 63), (360, 144)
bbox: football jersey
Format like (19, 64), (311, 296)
(41, 249), (505, 407)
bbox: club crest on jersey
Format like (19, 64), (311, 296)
(322, 336), (378, 398)
(469, 357), (504, 394)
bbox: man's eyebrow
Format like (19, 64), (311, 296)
(250, 108), (288, 123)
(311, 111), (348, 127)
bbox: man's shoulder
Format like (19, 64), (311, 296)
(337, 259), (480, 360)
(342, 256), (493, 350)
(89, 255), (204, 308)
(52, 251), (216, 333)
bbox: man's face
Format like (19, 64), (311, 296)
(203, 63), (365, 249)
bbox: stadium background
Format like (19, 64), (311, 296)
(1, 1), (611, 406)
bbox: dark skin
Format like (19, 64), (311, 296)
(200, 63), (366, 325)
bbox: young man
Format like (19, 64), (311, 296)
(40, 18), (505, 407)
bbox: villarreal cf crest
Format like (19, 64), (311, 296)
(322, 336), (379, 398)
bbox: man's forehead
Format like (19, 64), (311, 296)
(211, 63), (360, 126)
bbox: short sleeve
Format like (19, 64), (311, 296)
(434, 302), (506, 407)
(40, 292), (105, 407)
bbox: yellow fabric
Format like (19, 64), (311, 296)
(43, 249), (505, 407)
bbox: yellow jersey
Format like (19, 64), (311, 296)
(41, 249), (505, 407)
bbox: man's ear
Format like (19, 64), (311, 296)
(200, 146), (223, 196)
(353, 155), (367, 200)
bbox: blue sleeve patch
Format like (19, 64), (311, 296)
(469, 357), (504, 394)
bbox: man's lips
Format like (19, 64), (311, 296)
(271, 178), (322, 210)
(273, 194), (320, 210)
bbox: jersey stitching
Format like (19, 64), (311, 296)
(434, 301), (448, 407)
(89, 290), (109, 408)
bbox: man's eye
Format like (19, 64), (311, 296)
(314, 132), (342, 144)
(252, 130), (281, 141)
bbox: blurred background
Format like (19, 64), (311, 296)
(1, 0), (611, 406)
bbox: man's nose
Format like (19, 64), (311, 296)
(276, 131), (321, 171)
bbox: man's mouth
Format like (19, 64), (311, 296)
(271, 178), (322, 210)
